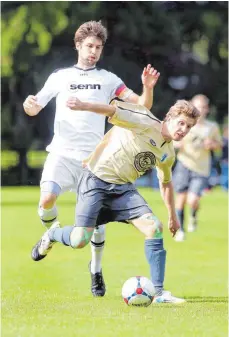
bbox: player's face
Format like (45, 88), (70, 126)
(192, 98), (209, 119)
(77, 36), (103, 67)
(168, 114), (196, 141)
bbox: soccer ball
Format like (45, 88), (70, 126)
(122, 276), (155, 307)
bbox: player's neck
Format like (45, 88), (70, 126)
(161, 122), (172, 142)
(197, 116), (206, 125)
(76, 60), (97, 70)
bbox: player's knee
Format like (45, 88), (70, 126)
(187, 195), (199, 209)
(70, 227), (94, 249)
(142, 214), (163, 239)
(40, 193), (56, 209)
(39, 181), (61, 209)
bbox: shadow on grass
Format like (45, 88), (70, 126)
(185, 296), (228, 303)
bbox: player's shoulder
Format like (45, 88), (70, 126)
(97, 67), (121, 80)
(51, 66), (76, 75)
(205, 119), (219, 130)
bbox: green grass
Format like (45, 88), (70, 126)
(1, 187), (228, 337)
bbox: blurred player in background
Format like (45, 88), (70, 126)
(173, 94), (222, 242)
(23, 21), (159, 296)
(30, 97), (200, 303)
(220, 124), (228, 190)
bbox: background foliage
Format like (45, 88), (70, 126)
(1, 1), (228, 183)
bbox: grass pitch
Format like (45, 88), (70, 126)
(1, 187), (228, 337)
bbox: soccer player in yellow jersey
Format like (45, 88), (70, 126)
(32, 97), (199, 303)
(173, 95), (222, 242)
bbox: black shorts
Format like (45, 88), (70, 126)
(75, 169), (152, 227)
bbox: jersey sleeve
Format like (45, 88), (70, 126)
(156, 157), (175, 184)
(108, 100), (160, 132)
(109, 73), (133, 100)
(36, 72), (60, 108)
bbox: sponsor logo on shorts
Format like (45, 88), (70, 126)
(134, 152), (156, 172)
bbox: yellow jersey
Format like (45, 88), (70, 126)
(177, 120), (221, 176)
(84, 101), (175, 184)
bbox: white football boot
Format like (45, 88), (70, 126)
(188, 216), (197, 232)
(174, 229), (185, 242)
(153, 291), (186, 304)
(31, 221), (60, 261)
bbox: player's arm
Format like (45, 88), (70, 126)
(66, 97), (116, 117)
(23, 72), (59, 116)
(66, 97), (155, 132)
(121, 65), (160, 110)
(156, 162), (180, 237)
(203, 125), (222, 151)
(23, 95), (43, 116)
(159, 180), (180, 237)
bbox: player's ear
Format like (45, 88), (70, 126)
(75, 42), (81, 51)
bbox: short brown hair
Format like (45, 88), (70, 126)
(74, 21), (108, 45)
(164, 99), (200, 123)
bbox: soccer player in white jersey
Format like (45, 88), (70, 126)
(30, 98), (200, 303)
(23, 21), (160, 296)
(173, 94), (222, 242)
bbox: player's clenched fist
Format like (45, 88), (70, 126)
(23, 95), (41, 116)
(66, 97), (83, 110)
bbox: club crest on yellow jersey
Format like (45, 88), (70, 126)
(134, 152), (156, 172)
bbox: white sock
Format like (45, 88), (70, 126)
(38, 205), (58, 229)
(90, 225), (105, 274)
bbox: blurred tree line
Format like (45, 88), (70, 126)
(1, 1), (228, 184)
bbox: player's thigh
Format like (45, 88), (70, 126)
(75, 169), (108, 228)
(173, 160), (190, 193)
(96, 184), (152, 227)
(40, 153), (75, 192)
(175, 192), (187, 209)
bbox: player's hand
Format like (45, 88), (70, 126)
(141, 64), (160, 89)
(23, 95), (37, 108)
(23, 95), (40, 115)
(66, 97), (83, 110)
(203, 138), (215, 150)
(168, 216), (180, 237)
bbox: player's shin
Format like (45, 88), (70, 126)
(131, 214), (166, 296)
(38, 205), (58, 228)
(39, 183), (61, 228)
(144, 238), (166, 297)
(143, 216), (166, 297)
(176, 209), (184, 231)
(90, 225), (105, 273)
(49, 226), (94, 249)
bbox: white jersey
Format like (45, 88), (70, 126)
(36, 65), (132, 159)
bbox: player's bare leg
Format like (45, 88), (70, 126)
(187, 192), (200, 232)
(31, 182), (61, 261)
(174, 192), (187, 242)
(38, 182), (61, 229)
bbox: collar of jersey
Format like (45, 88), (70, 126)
(74, 65), (96, 72)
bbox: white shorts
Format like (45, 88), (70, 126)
(40, 152), (90, 193)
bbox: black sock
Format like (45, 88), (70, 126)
(191, 207), (198, 218)
(176, 209), (184, 231)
